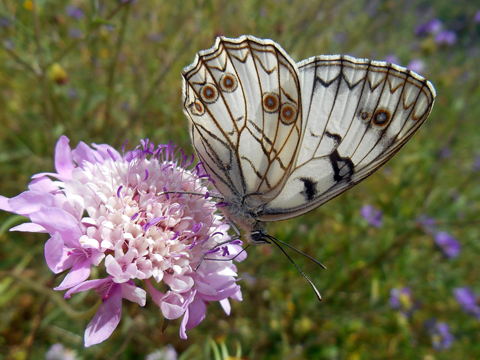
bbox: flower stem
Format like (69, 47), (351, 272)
(105, 3), (131, 127)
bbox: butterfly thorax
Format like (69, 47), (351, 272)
(220, 201), (269, 245)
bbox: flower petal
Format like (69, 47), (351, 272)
(220, 298), (231, 315)
(120, 282), (146, 306)
(185, 297), (206, 330)
(8, 191), (54, 216)
(28, 176), (59, 193)
(0, 195), (13, 212)
(84, 284), (122, 347)
(30, 207), (83, 248)
(45, 232), (66, 272)
(54, 135), (75, 180)
(65, 278), (110, 299)
(54, 258), (92, 291)
(92, 143), (121, 162)
(10, 223), (47, 232)
(72, 141), (99, 167)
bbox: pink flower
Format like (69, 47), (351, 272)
(0, 136), (246, 346)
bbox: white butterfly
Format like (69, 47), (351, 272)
(182, 35), (435, 251)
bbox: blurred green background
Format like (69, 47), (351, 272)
(1, 0), (480, 359)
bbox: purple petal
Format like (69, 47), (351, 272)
(10, 223), (47, 232)
(30, 207), (83, 248)
(84, 284), (122, 347)
(0, 195), (13, 212)
(185, 297), (207, 330)
(92, 143), (122, 162)
(27, 177), (59, 193)
(220, 298), (231, 315)
(54, 135), (75, 179)
(145, 279), (166, 306)
(120, 282), (146, 306)
(164, 274), (194, 292)
(54, 259), (92, 291)
(8, 191), (54, 216)
(71, 141), (98, 168)
(65, 278), (110, 299)
(45, 233), (66, 272)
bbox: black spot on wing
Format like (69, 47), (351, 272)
(330, 150), (354, 182)
(325, 132), (342, 146)
(299, 177), (318, 201)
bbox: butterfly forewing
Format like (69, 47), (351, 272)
(261, 55), (435, 220)
(183, 36), (303, 207)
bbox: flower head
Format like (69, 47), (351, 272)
(453, 287), (480, 319)
(415, 19), (442, 35)
(383, 54), (400, 65)
(475, 10), (480, 24)
(389, 287), (417, 316)
(146, 345), (178, 360)
(0, 136), (245, 346)
(424, 319), (455, 350)
(0, 17), (11, 28)
(473, 154), (480, 171)
(360, 205), (383, 228)
(66, 6), (84, 20)
(407, 59), (426, 74)
(45, 343), (77, 360)
(434, 232), (461, 259)
(435, 30), (457, 46)
(416, 215), (437, 235)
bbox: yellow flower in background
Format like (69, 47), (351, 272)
(48, 63), (68, 85)
(23, 0), (34, 11)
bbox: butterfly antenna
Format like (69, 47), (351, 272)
(267, 235), (322, 302)
(268, 236), (326, 270)
(194, 235), (244, 271)
(199, 244), (251, 264)
(157, 190), (224, 202)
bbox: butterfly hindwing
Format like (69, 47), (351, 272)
(261, 55), (435, 220)
(183, 36), (303, 206)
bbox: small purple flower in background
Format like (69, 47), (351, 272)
(439, 147), (452, 158)
(146, 345), (178, 360)
(67, 88), (77, 99)
(407, 59), (426, 74)
(389, 287), (417, 316)
(415, 19), (442, 35)
(69, 28), (83, 39)
(383, 54), (400, 65)
(0, 17), (11, 28)
(4, 38), (14, 50)
(360, 205), (383, 228)
(416, 215), (437, 235)
(453, 287), (480, 319)
(65, 6), (84, 20)
(45, 343), (77, 360)
(474, 10), (480, 23)
(473, 154), (480, 171)
(424, 319), (455, 350)
(435, 30), (457, 46)
(0, 136), (246, 346)
(149, 33), (164, 43)
(434, 232), (461, 258)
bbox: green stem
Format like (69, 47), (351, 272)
(104, 3), (131, 127)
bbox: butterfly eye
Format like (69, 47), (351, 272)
(373, 109), (391, 126)
(200, 84), (219, 103)
(190, 100), (205, 116)
(220, 73), (238, 93)
(263, 92), (280, 113)
(280, 102), (298, 124)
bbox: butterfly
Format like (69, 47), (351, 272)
(181, 35), (435, 296)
